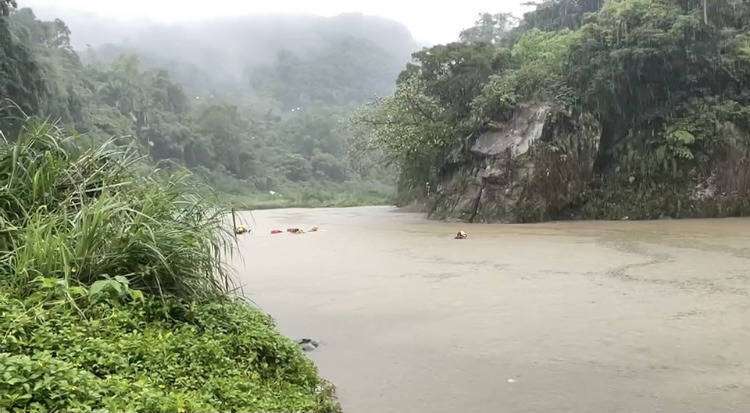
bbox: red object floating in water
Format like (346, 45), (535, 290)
(271, 230), (283, 234)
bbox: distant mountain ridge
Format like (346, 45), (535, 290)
(27, 6), (419, 100)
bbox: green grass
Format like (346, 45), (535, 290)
(0, 121), (232, 300)
(0, 119), (340, 413)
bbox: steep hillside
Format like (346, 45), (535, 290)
(354, 1), (750, 221)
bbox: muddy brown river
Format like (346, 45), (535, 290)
(234, 206), (750, 413)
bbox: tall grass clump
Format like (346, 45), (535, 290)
(0, 120), (232, 300)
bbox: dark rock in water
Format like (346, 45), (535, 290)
(431, 102), (601, 223)
(296, 338), (319, 352)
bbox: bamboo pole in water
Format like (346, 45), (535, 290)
(231, 207), (238, 238)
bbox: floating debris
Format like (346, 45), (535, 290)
(234, 225), (248, 235)
(287, 228), (304, 234)
(309, 226), (319, 232)
(454, 230), (468, 239)
(296, 338), (319, 352)
(271, 229), (283, 234)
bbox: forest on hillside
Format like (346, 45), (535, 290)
(4, 0), (750, 220)
(1, 5), (417, 207)
(354, 0), (750, 221)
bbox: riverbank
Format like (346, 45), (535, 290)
(0, 288), (339, 412)
(0, 121), (339, 412)
(215, 181), (394, 211)
(236, 206), (750, 413)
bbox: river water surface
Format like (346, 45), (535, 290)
(234, 206), (749, 413)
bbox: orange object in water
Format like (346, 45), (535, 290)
(271, 229), (283, 234)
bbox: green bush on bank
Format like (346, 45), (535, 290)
(0, 280), (337, 413)
(0, 280), (338, 412)
(0, 120), (340, 413)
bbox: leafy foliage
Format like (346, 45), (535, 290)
(519, 0), (604, 31)
(459, 13), (518, 44)
(1, 8), (399, 208)
(0, 281), (339, 413)
(350, 74), (454, 200)
(0, 17), (46, 132)
(0, 117), (340, 412)
(356, 0), (750, 219)
(351, 42), (512, 200)
(0, 0), (15, 17)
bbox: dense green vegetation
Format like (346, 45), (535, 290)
(0, 290), (338, 412)
(2, 7), (412, 207)
(1, 4), (364, 410)
(354, 0), (750, 220)
(0, 120), (339, 412)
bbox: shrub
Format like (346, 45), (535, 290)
(0, 281), (339, 413)
(0, 353), (101, 412)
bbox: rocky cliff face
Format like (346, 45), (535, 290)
(429, 102), (750, 223)
(430, 103), (601, 222)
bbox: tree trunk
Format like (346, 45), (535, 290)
(703, 0), (708, 25)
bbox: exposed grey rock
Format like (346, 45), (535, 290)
(471, 103), (552, 157)
(430, 103), (601, 223)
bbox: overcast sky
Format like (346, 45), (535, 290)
(23, 0), (531, 44)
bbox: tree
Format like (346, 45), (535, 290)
(565, 0), (740, 170)
(704, 0), (708, 24)
(0, 0), (16, 17)
(520, 0), (604, 30)
(460, 13), (518, 44)
(405, 42), (511, 122)
(0, 8), (47, 135)
(349, 71), (456, 198)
